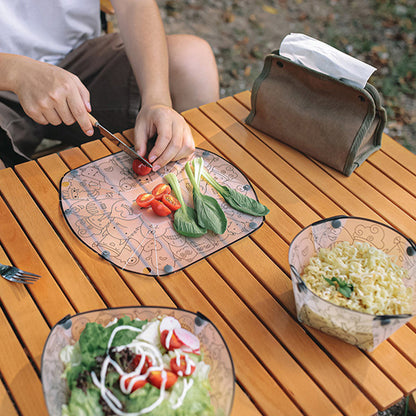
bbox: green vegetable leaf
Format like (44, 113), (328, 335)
(164, 172), (207, 238)
(78, 317), (147, 370)
(186, 158), (227, 234)
(201, 167), (269, 217)
(324, 276), (354, 298)
(62, 388), (104, 416)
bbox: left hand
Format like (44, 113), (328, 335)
(134, 104), (195, 171)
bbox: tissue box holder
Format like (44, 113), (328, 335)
(245, 52), (387, 176)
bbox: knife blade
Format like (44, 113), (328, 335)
(88, 113), (153, 168)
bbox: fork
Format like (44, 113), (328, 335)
(0, 263), (40, 284)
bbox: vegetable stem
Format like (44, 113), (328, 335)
(186, 158), (227, 235)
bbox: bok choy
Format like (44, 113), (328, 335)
(185, 158), (227, 235)
(164, 173), (207, 238)
(202, 167), (269, 217)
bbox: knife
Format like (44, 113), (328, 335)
(88, 113), (153, 168)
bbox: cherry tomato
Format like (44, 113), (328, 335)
(132, 158), (152, 176)
(132, 354), (153, 374)
(148, 370), (178, 389)
(152, 183), (171, 200)
(160, 329), (182, 350)
(161, 194), (181, 211)
(151, 200), (172, 217)
(120, 375), (147, 392)
(136, 193), (155, 208)
(170, 355), (196, 377)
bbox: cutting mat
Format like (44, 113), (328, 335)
(60, 148), (265, 276)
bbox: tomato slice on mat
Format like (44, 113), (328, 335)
(151, 200), (172, 216)
(161, 194), (181, 211)
(132, 158), (152, 176)
(152, 183), (171, 200)
(136, 193), (155, 208)
(148, 370), (178, 389)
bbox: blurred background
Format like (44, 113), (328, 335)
(151, 0), (416, 153)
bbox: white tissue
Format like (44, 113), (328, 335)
(279, 33), (376, 89)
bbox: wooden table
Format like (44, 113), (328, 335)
(1, 91), (416, 416)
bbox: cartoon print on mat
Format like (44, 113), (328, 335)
(60, 149), (265, 276)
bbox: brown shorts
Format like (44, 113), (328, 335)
(0, 33), (140, 165)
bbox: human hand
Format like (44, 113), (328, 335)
(134, 104), (195, 171)
(12, 57), (94, 136)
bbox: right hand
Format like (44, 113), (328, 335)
(12, 58), (94, 136)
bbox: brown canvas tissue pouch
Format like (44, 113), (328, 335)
(245, 52), (387, 176)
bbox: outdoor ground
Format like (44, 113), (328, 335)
(155, 0), (416, 154)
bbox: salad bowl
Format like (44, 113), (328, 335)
(41, 306), (235, 415)
(288, 215), (416, 351)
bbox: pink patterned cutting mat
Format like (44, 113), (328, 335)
(60, 148), (264, 276)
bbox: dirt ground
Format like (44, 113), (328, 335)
(154, 0), (416, 155)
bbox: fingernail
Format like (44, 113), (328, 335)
(86, 129), (94, 136)
(152, 164), (160, 172)
(149, 155), (157, 163)
(86, 102), (92, 112)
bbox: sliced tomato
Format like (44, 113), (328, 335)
(161, 194), (181, 211)
(160, 329), (182, 350)
(132, 354), (153, 374)
(151, 200), (172, 217)
(152, 183), (171, 200)
(170, 355), (196, 377)
(120, 375), (147, 392)
(136, 193), (155, 208)
(148, 370), (178, 389)
(132, 158), (152, 176)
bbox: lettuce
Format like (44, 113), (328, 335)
(79, 316), (147, 369)
(64, 317), (147, 389)
(62, 388), (103, 416)
(170, 377), (214, 416)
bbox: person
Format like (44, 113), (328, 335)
(0, 0), (219, 169)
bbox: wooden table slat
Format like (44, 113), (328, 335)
(0, 377), (19, 416)
(0, 308), (48, 415)
(158, 271), (303, 416)
(0, 245), (50, 369)
(0, 168), (105, 314)
(15, 160), (140, 308)
(0, 194), (75, 326)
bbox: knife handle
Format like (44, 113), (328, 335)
(87, 113), (99, 128)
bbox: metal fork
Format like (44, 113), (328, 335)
(0, 264), (40, 284)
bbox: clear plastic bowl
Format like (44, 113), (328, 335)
(288, 216), (416, 351)
(41, 306), (235, 415)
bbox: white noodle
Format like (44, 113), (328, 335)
(301, 241), (412, 315)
